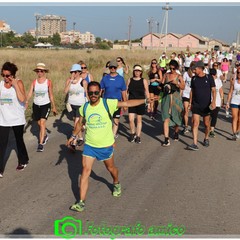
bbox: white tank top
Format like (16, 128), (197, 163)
(231, 79), (240, 105)
(68, 79), (86, 106)
(0, 80), (26, 126)
(33, 79), (50, 106)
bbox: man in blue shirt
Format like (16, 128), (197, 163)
(100, 60), (127, 138)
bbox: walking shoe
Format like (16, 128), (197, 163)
(181, 126), (189, 134)
(69, 142), (76, 151)
(37, 144), (44, 152)
(135, 136), (141, 144)
(42, 134), (49, 145)
(16, 164), (27, 171)
(76, 138), (84, 146)
(129, 133), (136, 143)
(70, 200), (85, 212)
(0, 172), (3, 178)
(173, 132), (179, 141)
(113, 183), (121, 197)
(188, 144), (199, 151)
(203, 139), (210, 147)
(162, 138), (170, 147)
(209, 131), (215, 138)
(232, 133), (239, 141)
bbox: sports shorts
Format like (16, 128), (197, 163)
(83, 144), (114, 161)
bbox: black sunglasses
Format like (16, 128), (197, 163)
(170, 67), (176, 70)
(81, 67), (87, 69)
(109, 66), (117, 69)
(70, 71), (80, 74)
(152, 62), (157, 64)
(36, 70), (45, 73)
(2, 74), (11, 78)
(88, 91), (100, 96)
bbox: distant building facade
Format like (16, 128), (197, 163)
(0, 20), (11, 33)
(39, 15), (66, 37)
(60, 31), (95, 44)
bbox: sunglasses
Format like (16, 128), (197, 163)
(170, 67), (176, 70)
(2, 74), (11, 78)
(117, 60), (121, 62)
(70, 71), (80, 74)
(151, 62), (157, 64)
(81, 67), (87, 69)
(36, 70), (45, 73)
(237, 72), (240, 74)
(88, 91), (100, 96)
(109, 66), (117, 69)
(213, 65), (218, 67)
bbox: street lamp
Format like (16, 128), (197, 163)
(162, 3), (173, 53)
(1, 30), (3, 48)
(146, 17), (153, 49)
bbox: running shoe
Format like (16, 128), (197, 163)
(203, 139), (210, 147)
(113, 183), (121, 197)
(232, 133), (239, 141)
(188, 144), (199, 151)
(209, 131), (215, 138)
(181, 126), (189, 135)
(37, 144), (44, 152)
(76, 138), (84, 146)
(42, 134), (49, 145)
(129, 134), (136, 143)
(135, 136), (141, 144)
(69, 142), (76, 151)
(162, 138), (170, 147)
(0, 172), (3, 178)
(16, 164), (28, 171)
(70, 200), (85, 212)
(173, 132), (179, 141)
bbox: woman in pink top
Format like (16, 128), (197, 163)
(220, 58), (230, 82)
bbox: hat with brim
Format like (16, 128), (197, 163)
(70, 64), (82, 72)
(33, 63), (49, 72)
(109, 60), (118, 68)
(192, 61), (204, 69)
(133, 65), (143, 72)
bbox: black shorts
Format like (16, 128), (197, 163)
(113, 108), (121, 119)
(192, 105), (210, 117)
(33, 103), (51, 121)
(71, 104), (81, 118)
(128, 103), (145, 115)
(149, 85), (161, 95)
(182, 97), (190, 102)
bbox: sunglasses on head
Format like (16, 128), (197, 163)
(2, 74), (11, 78)
(88, 91), (100, 96)
(36, 70), (45, 73)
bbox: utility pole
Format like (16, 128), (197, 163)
(73, 22), (76, 43)
(34, 13), (41, 43)
(146, 17), (154, 49)
(128, 16), (132, 50)
(156, 21), (159, 33)
(162, 3), (172, 53)
(1, 30), (2, 48)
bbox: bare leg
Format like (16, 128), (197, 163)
(38, 118), (46, 144)
(192, 114), (200, 145)
(103, 154), (119, 184)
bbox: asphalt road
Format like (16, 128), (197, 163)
(0, 81), (240, 238)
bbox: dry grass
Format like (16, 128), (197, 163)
(0, 48), (168, 118)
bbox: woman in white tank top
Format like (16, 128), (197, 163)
(0, 62), (29, 177)
(26, 63), (57, 152)
(226, 71), (240, 140)
(64, 64), (88, 150)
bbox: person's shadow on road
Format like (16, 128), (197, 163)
(56, 144), (112, 203)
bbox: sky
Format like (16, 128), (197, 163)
(0, 2), (239, 44)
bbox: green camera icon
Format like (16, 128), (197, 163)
(54, 216), (82, 239)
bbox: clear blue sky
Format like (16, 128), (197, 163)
(0, 2), (239, 44)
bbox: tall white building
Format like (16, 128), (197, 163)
(0, 20), (11, 33)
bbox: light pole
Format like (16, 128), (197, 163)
(1, 30), (2, 48)
(146, 17), (153, 49)
(34, 13), (41, 43)
(73, 22), (76, 43)
(162, 3), (173, 53)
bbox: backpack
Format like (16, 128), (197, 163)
(82, 98), (117, 125)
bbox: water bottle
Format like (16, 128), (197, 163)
(226, 109), (230, 118)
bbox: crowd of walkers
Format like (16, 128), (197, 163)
(0, 50), (240, 212)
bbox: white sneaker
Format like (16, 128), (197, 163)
(0, 172), (3, 178)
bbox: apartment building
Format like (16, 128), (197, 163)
(0, 20), (11, 33)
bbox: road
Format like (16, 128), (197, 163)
(0, 81), (240, 238)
